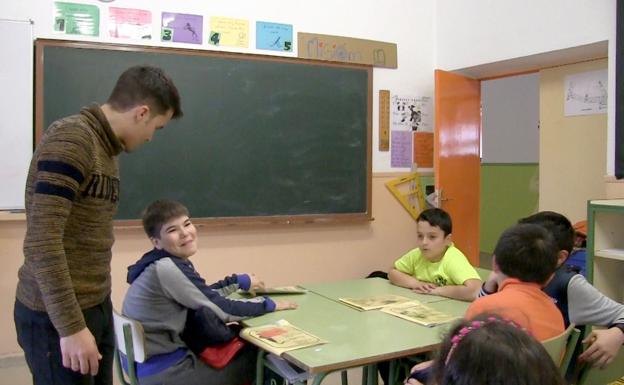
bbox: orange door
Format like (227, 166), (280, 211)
(434, 69), (481, 266)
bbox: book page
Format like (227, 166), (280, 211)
(240, 320), (325, 356)
(338, 294), (411, 311)
(249, 286), (308, 295)
(380, 300), (459, 327)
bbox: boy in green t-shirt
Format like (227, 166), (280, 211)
(388, 208), (481, 301)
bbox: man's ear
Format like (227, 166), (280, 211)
(150, 236), (162, 249)
(133, 105), (150, 122)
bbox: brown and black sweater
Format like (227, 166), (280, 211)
(17, 104), (123, 337)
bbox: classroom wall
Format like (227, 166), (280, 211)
(480, 164), (539, 254)
(434, 0), (617, 177)
(539, 59), (608, 222)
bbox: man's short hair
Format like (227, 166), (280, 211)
(417, 208), (452, 236)
(142, 200), (189, 238)
(494, 223), (558, 284)
(518, 211), (574, 253)
(107, 65), (183, 119)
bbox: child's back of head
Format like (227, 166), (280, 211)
(494, 223), (558, 285)
(417, 208), (452, 236)
(518, 211), (575, 254)
(431, 314), (564, 385)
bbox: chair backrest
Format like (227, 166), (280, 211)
(542, 323), (577, 373)
(112, 309), (147, 385)
(576, 346), (624, 385)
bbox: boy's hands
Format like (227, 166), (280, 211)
(411, 280), (437, 294)
(579, 327), (624, 369)
(60, 327), (102, 375)
(249, 273), (265, 291)
(274, 300), (298, 311)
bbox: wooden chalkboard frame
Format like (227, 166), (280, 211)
(34, 39), (372, 226)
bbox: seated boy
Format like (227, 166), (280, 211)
(466, 223), (564, 341)
(388, 208), (481, 301)
(406, 222), (565, 384)
(481, 211), (624, 369)
(122, 200), (297, 385)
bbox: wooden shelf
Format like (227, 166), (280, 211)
(595, 249), (624, 262)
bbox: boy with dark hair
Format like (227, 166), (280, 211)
(389, 208), (481, 301)
(480, 211), (624, 369)
(14, 65), (182, 385)
(466, 223), (564, 341)
(122, 200), (297, 385)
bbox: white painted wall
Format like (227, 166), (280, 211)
(434, 0), (617, 175)
(1, 0), (435, 173)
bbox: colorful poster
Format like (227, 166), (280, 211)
(564, 69), (608, 116)
(161, 12), (202, 44)
(108, 7), (152, 40)
(53, 2), (99, 36)
(209, 16), (248, 48)
(391, 95), (431, 132)
(391, 130), (412, 168)
(413, 132), (434, 168)
(256, 21), (293, 52)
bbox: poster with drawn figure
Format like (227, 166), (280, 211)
(209, 16), (249, 48)
(391, 95), (431, 131)
(256, 21), (293, 52)
(564, 69), (608, 116)
(108, 7), (152, 40)
(53, 2), (99, 36)
(161, 12), (203, 44)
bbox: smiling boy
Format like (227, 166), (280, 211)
(388, 208), (481, 301)
(122, 200), (297, 385)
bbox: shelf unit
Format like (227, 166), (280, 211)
(587, 199), (624, 303)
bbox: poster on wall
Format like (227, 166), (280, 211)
(161, 12), (203, 44)
(209, 16), (249, 48)
(564, 69), (608, 116)
(391, 130), (412, 168)
(53, 2), (99, 36)
(108, 7), (152, 40)
(391, 95), (432, 131)
(256, 21), (293, 52)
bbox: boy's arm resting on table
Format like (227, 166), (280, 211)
(568, 274), (624, 368)
(209, 273), (265, 296)
(430, 279), (482, 301)
(388, 268), (437, 292)
(23, 130), (100, 373)
(157, 259), (276, 321)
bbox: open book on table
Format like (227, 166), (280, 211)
(337, 294), (412, 311)
(240, 319), (326, 356)
(380, 300), (459, 327)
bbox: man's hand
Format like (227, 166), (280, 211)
(249, 273), (265, 291)
(579, 327), (624, 369)
(60, 327), (102, 375)
(411, 280), (437, 294)
(274, 300), (298, 311)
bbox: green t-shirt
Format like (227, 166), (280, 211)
(394, 245), (480, 286)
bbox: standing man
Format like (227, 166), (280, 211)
(14, 65), (183, 385)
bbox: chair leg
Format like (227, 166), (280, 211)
(341, 370), (349, 385)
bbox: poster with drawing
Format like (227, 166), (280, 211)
(391, 95), (431, 131)
(564, 69), (608, 116)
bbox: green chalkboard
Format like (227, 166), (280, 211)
(35, 40), (371, 223)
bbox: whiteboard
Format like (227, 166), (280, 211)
(0, 19), (33, 209)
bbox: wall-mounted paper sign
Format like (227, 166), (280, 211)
(161, 12), (202, 44)
(564, 69), (608, 116)
(108, 7), (151, 40)
(53, 2), (99, 36)
(298, 32), (397, 68)
(256, 21), (293, 52)
(209, 16), (248, 48)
